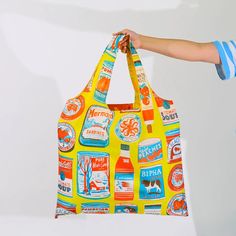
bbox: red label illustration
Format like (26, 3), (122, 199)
(168, 164), (184, 191)
(58, 156), (73, 197)
(166, 193), (188, 216)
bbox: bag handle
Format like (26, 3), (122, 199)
(84, 34), (155, 133)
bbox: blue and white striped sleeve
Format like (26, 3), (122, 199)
(213, 40), (236, 80)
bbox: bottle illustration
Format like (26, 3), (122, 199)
(114, 144), (134, 200)
(94, 60), (114, 103)
(79, 105), (114, 147)
(132, 57), (154, 133)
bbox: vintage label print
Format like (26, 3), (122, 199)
(153, 91), (179, 126)
(61, 95), (85, 120)
(58, 155), (73, 197)
(168, 164), (184, 191)
(94, 60), (114, 103)
(77, 151), (110, 199)
(81, 203), (109, 214)
(139, 165), (165, 200)
(58, 122), (75, 152)
(115, 114), (141, 142)
(144, 204), (162, 214)
(79, 105), (114, 147)
(55, 199), (76, 218)
(166, 193), (188, 216)
(138, 138), (163, 163)
(115, 204), (138, 213)
(166, 128), (182, 164)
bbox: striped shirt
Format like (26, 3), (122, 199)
(213, 40), (236, 80)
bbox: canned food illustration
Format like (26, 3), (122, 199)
(55, 199), (76, 218)
(139, 165), (165, 200)
(144, 204), (162, 214)
(79, 105), (114, 147)
(153, 92), (179, 126)
(166, 193), (188, 216)
(115, 114), (141, 142)
(166, 128), (182, 163)
(138, 138), (163, 163)
(81, 203), (109, 214)
(115, 204), (138, 213)
(168, 164), (184, 191)
(77, 151), (110, 199)
(58, 155), (73, 197)
(58, 123), (75, 152)
(94, 60), (114, 103)
(61, 95), (85, 120)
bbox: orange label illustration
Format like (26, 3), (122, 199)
(115, 114), (141, 142)
(166, 129), (182, 164)
(94, 60), (114, 103)
(114, 144), (134, 200)
(61, 95), (85, 120)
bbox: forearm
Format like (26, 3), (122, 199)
(139, 34), (220, 64)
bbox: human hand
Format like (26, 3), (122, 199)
(112, 29), (142, 53)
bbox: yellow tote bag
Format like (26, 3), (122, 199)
(55, 34), (189, 217)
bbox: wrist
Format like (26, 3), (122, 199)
(138, 34), (146, 49)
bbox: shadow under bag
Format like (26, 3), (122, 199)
(55, 34), (189, 217)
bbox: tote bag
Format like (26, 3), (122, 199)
(55, 34), (189, 217)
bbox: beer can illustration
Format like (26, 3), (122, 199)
(60, 95), (85, 120)
(55, 199), (76, 218)
(166, 128), (182, 164)
(81, 203), (109, 214)
(144, 204), (162, 215)
(168, 164), (184, 191)
(79, 105), (114, 147)
(58, 155), (73, 197)
(138, 138), (163, 163)
(166, 193), (188, 216)
(77, 151), (110, 199)
(94, 60), (114, 103)
(58, 122), (75, 152)
(115, 204), (138, 213)
(139, 165), (165, 200)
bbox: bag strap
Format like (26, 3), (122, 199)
(83, 34), (155, 132)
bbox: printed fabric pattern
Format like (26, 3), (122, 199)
(55, 34), (189, 217)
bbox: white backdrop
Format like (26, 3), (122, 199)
(0, 0), (235, 236)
